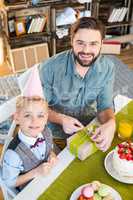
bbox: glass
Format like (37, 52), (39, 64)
(118, 120), (133, 140)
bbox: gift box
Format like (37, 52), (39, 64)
(67, 123), (99, 160)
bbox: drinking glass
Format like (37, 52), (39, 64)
(118, 120), (133, 140)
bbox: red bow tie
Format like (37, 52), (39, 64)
(30, 138), (45, 148)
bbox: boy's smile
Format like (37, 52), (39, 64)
(14, 101), (48, 138)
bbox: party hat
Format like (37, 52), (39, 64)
(22, 65), (44, 98)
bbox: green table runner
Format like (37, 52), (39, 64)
(38, 101), (133, 200)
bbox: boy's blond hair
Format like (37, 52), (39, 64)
(16, 96), (48, 112)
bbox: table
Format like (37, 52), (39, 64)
(14, 95), (133, 200)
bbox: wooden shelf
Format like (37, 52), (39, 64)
(95, 0), (132, 36)
(10, 31), (51, 39)
(1, 0), (133, 57)
(9, 34), (51, 49)
(106, 21), (133, 29)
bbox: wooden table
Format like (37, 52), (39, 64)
(14, 95), (133, 200)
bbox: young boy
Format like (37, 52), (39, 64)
(2, 95), (57, 191)
(2, 66), (58, 191)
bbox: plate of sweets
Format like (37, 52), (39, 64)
(70, 180), (122, 200)
(104, 141), (133, 184)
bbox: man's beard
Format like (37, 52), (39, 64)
(73, 49), (100, 67)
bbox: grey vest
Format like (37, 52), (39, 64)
(8, 127), (53, 173)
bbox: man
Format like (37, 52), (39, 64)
(39, 17), (116, 151)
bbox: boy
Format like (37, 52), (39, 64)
(2, 66), (58, 191)
(2, 96), (57, 191)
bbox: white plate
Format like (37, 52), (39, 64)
(70, 183), (122, 200)
(104, 150), (133, 184)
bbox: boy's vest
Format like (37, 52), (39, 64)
(7, 127), (53, 190)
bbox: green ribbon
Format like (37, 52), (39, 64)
(69, 124), (98, 157)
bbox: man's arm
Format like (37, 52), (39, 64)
(48, 108), (84, 134)
(92, 59), (116, 151)
(48, 108), (64, 125)
(97, 108), (115, 124)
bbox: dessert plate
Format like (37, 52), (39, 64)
(104, 150), (133, 184)
(70, 183), (121, 200)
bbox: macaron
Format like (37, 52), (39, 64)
(102, 194), (114, 200)
(81, 185), (94, 198)
(92, 181), (101, 191)
(98, 184), (110, 197)
(93, 193), (102, 200)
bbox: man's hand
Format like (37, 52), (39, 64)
(62, 115), (84, 134)
(91, 119), (116, 152)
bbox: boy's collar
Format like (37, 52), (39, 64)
(18, 130), (43, 146)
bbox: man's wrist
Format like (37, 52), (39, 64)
(48, 108), (67, 125)
(58, 113), (67, 125)
(106, 118), (116, 130)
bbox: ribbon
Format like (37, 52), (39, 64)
(69, 124), (98, 157)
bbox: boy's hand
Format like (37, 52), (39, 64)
(34, 162), (51, 177)
(33, 152), (58, 177)
(48, 151), (58, 166)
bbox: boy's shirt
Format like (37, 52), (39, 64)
(19, 131), (46, 160)
(2, 130), (49, 188)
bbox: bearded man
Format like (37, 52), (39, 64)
(39, 17), (116, 151)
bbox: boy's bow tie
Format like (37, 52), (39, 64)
(30, 138), (45, 148)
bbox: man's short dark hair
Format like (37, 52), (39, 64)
(70, 17), (106, 40)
